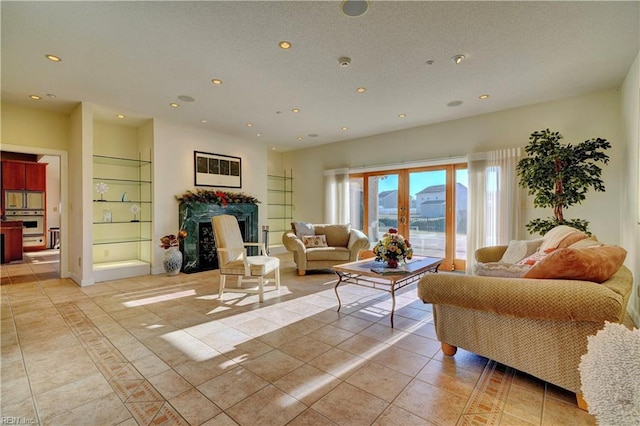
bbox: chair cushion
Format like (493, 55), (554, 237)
(306, 247), (351, 261)
(220, 256), (280, 276)
(521, 245), (627, 283)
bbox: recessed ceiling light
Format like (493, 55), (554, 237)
(169, 102), (179, 108)
(45, 54), (61, 62)
(291, 108), (300, 113)
(479, 94), (490, 100)
(201, 119), (207, 123)
(341, 127), (349, 131)
(452, 55), (465, 64)
(297, 137), (303, 140)
(341, 0), (369, 17)
(246, 123), (254, 127)
(117, 114), (125, 119)
(29, 95), (41, 100)
(211, 79), (223, 86)
(279, 41), (292, 50)
(447, 100), (464, 107)
(272, 147), (277, 150)
(256, 133), (261, 137)
(356, 87), (366, 93)
(398, 114), (407, 118)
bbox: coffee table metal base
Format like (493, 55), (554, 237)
(333, 256), (442, 327)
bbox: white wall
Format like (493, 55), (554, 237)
(42, 155), (60, 229)
(283, 89), (624, 245)
(620, 50), (640, 326)
(152, 120), (268, 274)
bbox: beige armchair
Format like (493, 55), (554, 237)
(417, 244), (633, 410)
(282, 223), (369, 276)
(212, 215), (280, 302)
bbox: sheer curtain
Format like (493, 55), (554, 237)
(324, 168), (350, 224)
(467, 148), (523, 273)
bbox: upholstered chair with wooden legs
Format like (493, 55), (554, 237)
(212, 215), (280, 302)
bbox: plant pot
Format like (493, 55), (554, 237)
(163, 247), (183, 276)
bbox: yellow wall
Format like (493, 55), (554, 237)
(1, 102), (71, 150)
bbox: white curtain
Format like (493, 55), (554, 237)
(324, 168), (350, 224)
(467, 148), (523, 272)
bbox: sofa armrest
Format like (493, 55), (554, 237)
(282, 230), (306, 255)
(347, 229), (370, 259)
(475, 246), (508, 263)
(418, 268), (632, 324)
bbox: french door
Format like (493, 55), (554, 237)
(350, 164), (467, 271)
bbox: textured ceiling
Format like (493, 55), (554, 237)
(2, 1), (639, 151)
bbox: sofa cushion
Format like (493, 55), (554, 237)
(301, 235), (328, 248)
(474, 262), (531, 278)
(292, 221), (315, 236)
(314, 224), (351, 247)
(306, 247), (351, 261)
(521, 245), (627, 283)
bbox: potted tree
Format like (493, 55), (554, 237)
(516, 129), (611, 235)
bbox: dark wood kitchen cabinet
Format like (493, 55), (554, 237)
(1, 221), (23, 263)
(1, 160), (47, 191)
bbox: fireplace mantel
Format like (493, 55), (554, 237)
(179, 202), (258, 273)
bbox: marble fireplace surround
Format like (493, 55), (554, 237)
(179, 202), (259, 273)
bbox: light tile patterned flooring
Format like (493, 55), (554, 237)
(1, 251), (629, 425)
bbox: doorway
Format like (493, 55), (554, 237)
(350, 163), (467, 271)
(1, 145), (67, 278)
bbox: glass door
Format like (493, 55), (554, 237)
(366, 173), (401, 242)
(350, 163), (467, 271)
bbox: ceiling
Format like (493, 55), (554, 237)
(2, 1), (639, 152)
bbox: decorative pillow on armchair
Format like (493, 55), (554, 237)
(301, 235), (328, 248)
(521, 245), (627, 283)
(292, 221), (315, 236)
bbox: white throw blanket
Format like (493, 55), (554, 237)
(578, 322), (640, 425)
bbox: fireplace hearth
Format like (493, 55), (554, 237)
(179, 202), (258, 273)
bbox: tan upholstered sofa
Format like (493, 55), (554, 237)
(282, 223), (369, 276)
(417, 234), (633, 410)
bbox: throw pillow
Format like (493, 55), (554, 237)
(474, 262), (531, 278)
(292, 221), (315, 237)
(301, 235), (328, 248)
(500, 239), (543, 264)
(539, 225), (587, 252)
(517, 248), (555, 266)
(521, 245), (627, 283)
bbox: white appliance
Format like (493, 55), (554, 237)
(4, 210), (45, 248)
(5, 190), (45, 210)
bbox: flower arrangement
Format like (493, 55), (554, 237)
(176, 189), (259, 206)
(159, 230), (187, 249)
(373, 228), (413, 268)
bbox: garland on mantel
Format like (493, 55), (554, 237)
(176, 189), (260, 206)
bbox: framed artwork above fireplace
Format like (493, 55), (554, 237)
(194, 151), (241, 188)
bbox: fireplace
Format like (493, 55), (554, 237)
(179, 202), (259, 273)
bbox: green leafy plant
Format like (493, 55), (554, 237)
(516, 129), (611, 235)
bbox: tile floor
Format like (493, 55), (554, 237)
(1, 252), (634, 425)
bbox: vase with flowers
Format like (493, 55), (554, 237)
(160, 230), (187, 275)
(373, 228), (413, 268)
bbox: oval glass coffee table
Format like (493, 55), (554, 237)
(333, 256), (442, 327)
